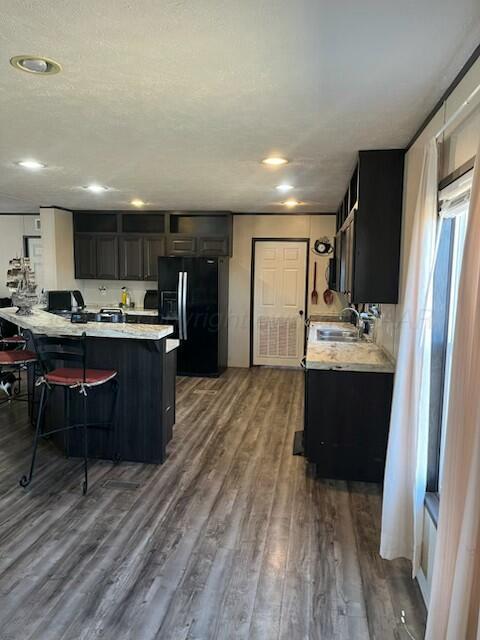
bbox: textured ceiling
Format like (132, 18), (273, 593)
(1, 1), (479, 214)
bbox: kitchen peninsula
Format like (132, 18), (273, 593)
(0, 307), (177, 464)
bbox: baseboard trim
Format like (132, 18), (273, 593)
(416, 569), (429, 609)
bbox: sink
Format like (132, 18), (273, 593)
(317, 329), (359, 342)
(317, 334), (360, 343)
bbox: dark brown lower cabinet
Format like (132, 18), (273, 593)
(304, 368), (393, 482)
(39, 336), (176, 464)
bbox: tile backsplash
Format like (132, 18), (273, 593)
(374, 304), (397, 359)
(77, 280), (154, 308)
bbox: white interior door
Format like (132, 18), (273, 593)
(253, 240), (307, 367)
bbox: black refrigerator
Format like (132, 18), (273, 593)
(158, 257), (229, 377)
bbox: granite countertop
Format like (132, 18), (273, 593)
(0, 307), (173, 341)
(306, 320), (395, 373)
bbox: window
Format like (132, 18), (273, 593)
(428, 171), (472, 494)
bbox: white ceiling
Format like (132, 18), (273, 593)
(1, 1), (479, 214)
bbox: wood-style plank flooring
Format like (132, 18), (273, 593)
(0, 368), (426, 639)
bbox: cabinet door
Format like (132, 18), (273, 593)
(339, 230), (347, 294)
(305, 369), (393, 482)
(334, 232), (342, 292)
(198, 236), (229, 256)
(74, 234), (96, 279)
(344, 219), (355, 301)
(167, 236), (196, 256)
(96, 236), (119, 280)
(119, 236), (144, 280)
(162, 347), (176, 448)
(143, 236), (166, 280)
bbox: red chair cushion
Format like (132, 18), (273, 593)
(45, 367), (117, 387)
(1, 335), (26, 344)
(0, 350), (37, 365)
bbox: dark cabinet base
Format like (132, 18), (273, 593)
(304, 368), (393, 483)
(36, 337), (176, 464)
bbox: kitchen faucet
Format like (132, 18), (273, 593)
(339, 306), (363, 337)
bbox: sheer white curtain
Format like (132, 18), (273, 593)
(426, 147), (480, 639)
(380, 139), (439, 574)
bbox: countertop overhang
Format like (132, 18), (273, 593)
(0, 307), (173, 341)
(306, 321), (395, 374)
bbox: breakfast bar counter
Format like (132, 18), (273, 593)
(0, 307), (176, 464)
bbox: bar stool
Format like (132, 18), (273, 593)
(19, 332), (119, 495)
(0, 344), (37, 408)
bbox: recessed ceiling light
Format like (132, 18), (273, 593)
(283, 199), (303, 208)
(262, 156), (289, 166)
(84, 184), (109, 193)
(276, 184), (294, 192)
(131, 199), (145, 207)
(10, 55), (62, 75)
(16, 160), (46, 170)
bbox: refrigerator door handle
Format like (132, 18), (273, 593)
(177, 271), (183, 339)
(182, 271), (188, 340)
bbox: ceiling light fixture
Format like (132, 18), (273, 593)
(131, 199), (145, 207)
(283, 199), (303, 208)
(276, 184), (294, 192)
(262, 156), (289, 166)
(10, 55), (62, 75)
(16, 160), (46, 170)
(84, 184), (109, 193)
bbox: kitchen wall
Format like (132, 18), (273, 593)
(376, 55), (480, 604)
(40, 208), (76, 292)
(228, 214), (342, 368)
(78, 279), (153, 308)
(0, 214), (40, 297)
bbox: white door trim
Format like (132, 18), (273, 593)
(250, 238), (309, 368)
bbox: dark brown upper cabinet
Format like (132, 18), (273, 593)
(334, 150), (404, 304)
(143, 236), (166, 280)
(167, 236), (197, 256)
(198, 236), (229, 256)
(74, 234), (97, 279)
(168, 213), (232, 257)
(74, 233), (118, 280)
(96, 236), (119, 280)
(73, 211), (232, 280)
(119, 236), (144, 280)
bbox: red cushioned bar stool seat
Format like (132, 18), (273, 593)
(1, 335), (27, 347)
(0, 350), (37, 365)
(45, 367), (117, 387)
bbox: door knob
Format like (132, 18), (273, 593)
(299, 310), (304, 316)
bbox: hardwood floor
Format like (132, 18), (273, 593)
(0, 368), (426, 639)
